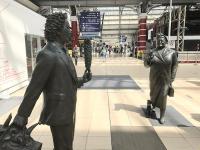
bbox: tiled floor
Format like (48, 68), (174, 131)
(0, 57), (200, 150)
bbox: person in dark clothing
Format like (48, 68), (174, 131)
(12, 13), (91, 150)
(144, 33), (178, 124)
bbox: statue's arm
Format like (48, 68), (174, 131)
(77, 70), (92, 88)
(16, 51), (55, 120)
(171, 51), (178, 82)
(84, 41), (92, 71)
(77, 39), (92, 88)
(77, 77), (84, 88)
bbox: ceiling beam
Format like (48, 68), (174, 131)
(32, 0), (200, 7)
(103, 28), (137, 31)
(16, 0), (39, 11)
(33, 0), (140, 7)
(150, 0), (199, 5)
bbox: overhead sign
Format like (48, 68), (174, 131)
(80, 11), (101, 37)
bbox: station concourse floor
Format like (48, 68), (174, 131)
(1, 57), (200, 150)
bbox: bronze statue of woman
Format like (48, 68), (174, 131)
(144, 33), (178, 124)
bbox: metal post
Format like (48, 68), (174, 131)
(196, 52), (197, 64)
(30, 36), (34, 72)
(177, 6), (186, 51)
(168, 0), (172, 48)
(119, 7), (123, 44)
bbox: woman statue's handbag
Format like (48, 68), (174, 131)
(0, 114), (42, 150)
(168, 84), (174, 97)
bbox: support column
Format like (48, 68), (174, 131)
(70, 6), (78, 48)
(71, 16), (78, 48)
(138, 13), (147, 51)
(119, 7), (124, 43)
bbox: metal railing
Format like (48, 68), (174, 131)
(178, 51), (200, 63)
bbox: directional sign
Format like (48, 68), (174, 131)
(80, 11), (101, 37)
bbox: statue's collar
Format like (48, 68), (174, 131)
(156, 46), (165, 50)
(46, 42), (65, 54)
(51, 42), (63, 49)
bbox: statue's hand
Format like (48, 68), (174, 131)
(149, 52), (154, 60)
(83, 69), (92, 83)
(86, 71), (92, 81)
(147, 52), (155, 64)
(11, 115), (27, 129)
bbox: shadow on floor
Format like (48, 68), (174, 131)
(114, 104), (193, 127)
(187, 81), (200, 86)
(111, 126), (167, 150)
(191, 114), (200, 122)
(82, 75), (141, 89)
(114, 103), (146, 117)
(141, 106), (193, 127)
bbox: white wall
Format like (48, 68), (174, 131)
(0, 0), (46, 97)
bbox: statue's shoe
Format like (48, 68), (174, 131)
(159, 117), (165, 124)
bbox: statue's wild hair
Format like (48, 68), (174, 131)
(44, 13), (66, 42)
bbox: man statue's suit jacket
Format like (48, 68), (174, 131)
(17, 42), (81, 126)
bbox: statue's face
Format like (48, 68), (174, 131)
(58, 21), (71, 45)
(157, 36), (166, 48)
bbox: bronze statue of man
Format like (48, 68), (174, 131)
(11, 13), (91, 150)
(144, 33), (178, 124)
